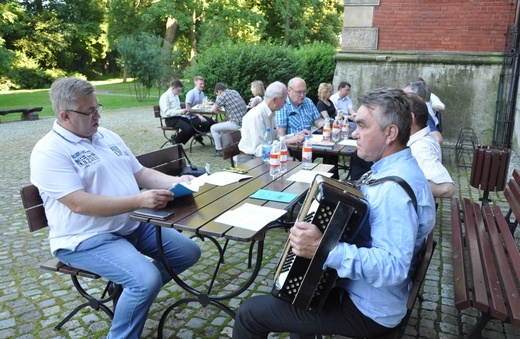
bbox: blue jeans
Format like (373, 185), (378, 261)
(56, 223), (201, 339)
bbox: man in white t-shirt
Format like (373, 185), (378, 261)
(30, 77), (201, 339)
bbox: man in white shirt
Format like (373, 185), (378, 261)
(330, 81), (356, 115)
(31, 77), (201, 339)
(403, 80), (443, 145)
(407, 93), (455, 198)
(238, 81), (307, 164)
(159, 79), (214, 145)
(330, 81), (356, 129)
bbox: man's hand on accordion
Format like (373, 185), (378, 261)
(289, 222), (322, 259)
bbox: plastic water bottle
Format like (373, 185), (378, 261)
(322, 117), (331, 142)
(262, 127), (272, 162)
(279, 136), (288, 174)
(332, 117), (341, 142)
(269, 140), (280, 178)
(341, 118), (350, 140)
(302, 135), (313, 169)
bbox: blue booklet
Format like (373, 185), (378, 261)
(249, 189), (298, 203)
(169, 183), (196, 198)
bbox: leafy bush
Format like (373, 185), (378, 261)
(295, 42), (337, 102)
(184, 42), (299, 101)
(184, 42), (337, 103)
(117, 33), (169, 101)
(8, 67), (51, 89)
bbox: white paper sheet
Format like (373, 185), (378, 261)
(287, 170), (333, 184)
(214, 203), (287, 231)
(205, 171), (252, 186)
(338, 139), (358, 147)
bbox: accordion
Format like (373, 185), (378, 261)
(271, 175), (368, 312)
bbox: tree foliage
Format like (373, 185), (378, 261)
(1, 0), (342, 90)
(116, 33), (170, 101)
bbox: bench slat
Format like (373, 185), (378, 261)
(477, 205), (508, 321)
(463, 199), (489, 313)
(492, 205), (520, 326)
(451, 198), (471, 309)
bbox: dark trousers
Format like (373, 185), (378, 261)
(165, 116), (215, 144)
(232, 289), (392, 338)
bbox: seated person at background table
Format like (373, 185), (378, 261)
(30, 77), (201, 339)
(233, 87), (436, 339)
(238, 81), (307, 164)
(249, 80), (265, 108)
(210, 82), (248, 156)
(277, 77), (339, 177)
(408, 93), (455, 199)
(159, 79), (215, 146)
(330, 81), (357, 129)
(276, 77), (324, 137)
(185, 75), (208, 110)
(402, 80), (443, 145)
(316, 82), (337, 119)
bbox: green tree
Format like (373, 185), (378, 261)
(116, 33), (169, 101)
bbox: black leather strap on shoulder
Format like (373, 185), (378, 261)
(358, 174), (418, 213)
(377, 176), (418, 213)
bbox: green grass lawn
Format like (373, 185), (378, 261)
(0, 79), (168, 122)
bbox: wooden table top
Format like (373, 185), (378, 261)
(130, 158), (320, 242)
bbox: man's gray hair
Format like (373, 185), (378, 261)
(403, 80), (431, 102)
(265, 81), (287, 99)
(49, 77), (95, 115)
(358, 87), (413, 146)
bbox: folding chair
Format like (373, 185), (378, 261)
(154, 105), (180, 149)
(20, 184), (122, 330)
(221, 130), (242, 166)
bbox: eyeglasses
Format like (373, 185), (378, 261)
(290, 88), (307, 96)
(67, 104), (103, 117)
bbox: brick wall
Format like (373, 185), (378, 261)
(373, 0), (517, 52)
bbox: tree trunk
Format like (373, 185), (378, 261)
(285, 1), (290, 47)
(189, 10), (197, 61)
(163, 17), (178, 55)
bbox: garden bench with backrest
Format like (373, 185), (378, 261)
(451, 168), (520, 338)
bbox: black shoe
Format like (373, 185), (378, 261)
(212, 150), (222, 157)
(194, 137), (205, 146)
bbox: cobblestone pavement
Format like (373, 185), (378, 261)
(1, 107), (520, 339)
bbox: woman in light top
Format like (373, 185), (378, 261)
(316, 82), (337, 119)
(249, 80), (265, 108)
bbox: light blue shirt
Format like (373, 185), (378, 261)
(324, 148), (435, 328)
(185, 88), (205, 107)
(275, 97), (321, 135)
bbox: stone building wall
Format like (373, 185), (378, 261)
(334, 0), (518, 147)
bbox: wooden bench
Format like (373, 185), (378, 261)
(335, 232), (436, 339)
(451, 169), (520, 338)
(0, 106), (42, 121)
(20, 145), (186, 330)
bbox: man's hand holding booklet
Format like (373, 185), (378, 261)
(133, 174), (208, 219)
(170, 173), (208, 198)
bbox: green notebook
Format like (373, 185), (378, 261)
(249, 189), (298, 203)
